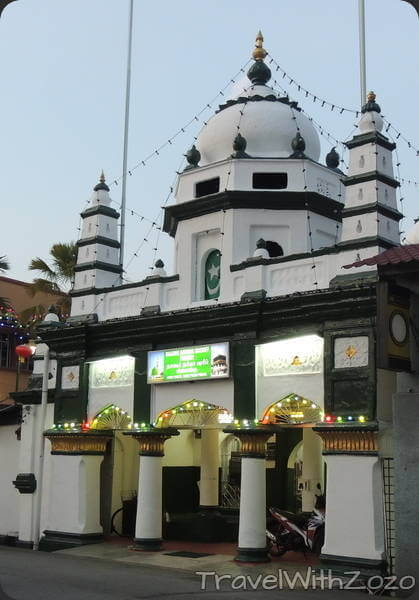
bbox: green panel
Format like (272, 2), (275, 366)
(233, 341), (255, 420)
(54, 363), (89, 424)
(134, 354), (151, 423)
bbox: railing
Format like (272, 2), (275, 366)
(383, 458), (395, 575)
(221, 482), (240, 509)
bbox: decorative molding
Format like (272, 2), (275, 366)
(315, 427), (378, 454)
(74, 260), (123, 274)
(230, 430), (273, 458)
(342, 203), (403, 222)
(345, 132), (396, 152)
(80, 205), (120, 219)
(342, 171), (399, 189)
(127, 428), (179, 456)
(163, 191), (343, 237)
(77, 236), (120, 249)
(69, 274), (179, 298)
(45, 432), (112, 455)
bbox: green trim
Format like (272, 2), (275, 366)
(77, 236), (120, 249)
(54, 363), (89, 424)
(70, 274), (179, 298)
(39, 531), (103, 553)
(235, 547), (270, 563)
(80, 205), (119, 219)
(232, 341), (256, 420)
(343, 171), (399, 189)
(345, 132), (395, 151)
(74, 261), (123, 274)
(342, 203), (403, 222)
(133, 353), (151, 424)
(163, 191), (343, 237)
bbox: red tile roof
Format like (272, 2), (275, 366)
(343, 244), (419, 269)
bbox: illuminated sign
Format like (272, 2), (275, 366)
(147, 343), (230, 384)
(259, 335), (323, 377)
(90, 356), (135, 388)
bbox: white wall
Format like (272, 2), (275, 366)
(0, 425), (20, 537)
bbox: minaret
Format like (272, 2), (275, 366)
(339, 92), (402, 266)
(71, 173), (122, 316)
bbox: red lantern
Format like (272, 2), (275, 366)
(15, 344), (35, 362)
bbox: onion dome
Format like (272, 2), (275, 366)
(94, 170), (110, 192)
(195, 32), (320, 165)
(184, 145), (201, 170)
(232, 133), (250, 158)
(359, 91), (383, 134)
(253, 238), (269, 258)
(326, 146), (340, 170)
(404, 218), (419, 245)
(289, 132), (306, 158)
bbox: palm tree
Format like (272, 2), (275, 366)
(0, 255), (11, 308)
(22, 243), (77, 324)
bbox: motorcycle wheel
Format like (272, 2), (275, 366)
(266, 537), (287, 557)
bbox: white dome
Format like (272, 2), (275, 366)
(405, 220), (419, 244)
(196, 85), (321, 166)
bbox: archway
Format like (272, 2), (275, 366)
(155, 399), (232, 429)
(261, 393), (323, 425)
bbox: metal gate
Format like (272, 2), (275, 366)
(383, 458), (395, 575)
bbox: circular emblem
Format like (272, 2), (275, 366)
(389, 311), (408, 346)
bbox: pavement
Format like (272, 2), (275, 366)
(0, 542), (373, 599)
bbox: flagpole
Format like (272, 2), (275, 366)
(119, 0), (134, 282)
(358, 0), (367, 107)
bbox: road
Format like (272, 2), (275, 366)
(0, 546), (373, 599)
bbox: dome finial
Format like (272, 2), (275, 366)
(252, 30), (267, 61)
(247, 31), (271, 85)
(289, 132), (306, 158)
(361, 90), (381, 114)
(94, 170), (110, 192)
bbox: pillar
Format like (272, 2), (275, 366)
(302, 427), (323, 512)
(199, 429), (219, 509)
(314, 425), (386, 576)
(40, 430), (112, 551)
(226, 427), (274, 563)
(127, 428), (179, 551)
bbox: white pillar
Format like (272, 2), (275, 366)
(135, 455), (163, 549)
(39, 431), (110, 551)
(234, 430), (271, 563)
(130, 428), (178, 551)
(302, 428), (323, 512)
(199, 429), (219, 508)
(322, 454), (385, 568)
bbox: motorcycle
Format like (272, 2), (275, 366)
(266, 491), (325, 557)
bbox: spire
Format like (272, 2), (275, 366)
(94, 170), (110, 192)
(247, 31), (271, 86)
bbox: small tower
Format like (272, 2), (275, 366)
(71, 173), (122, 315)
(339, 92), (402, 265)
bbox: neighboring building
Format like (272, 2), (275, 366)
(3, 33), (418, 584)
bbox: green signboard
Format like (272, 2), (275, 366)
(147, 343), (230, 384)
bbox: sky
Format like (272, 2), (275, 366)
(1, 0), (419, 285)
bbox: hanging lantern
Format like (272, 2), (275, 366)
(15, 343), (35, 362)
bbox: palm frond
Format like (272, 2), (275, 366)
(0, 296), (11, 308)
(0, 255), (9, 272)
(29, 257), (56, 281)
(50, 243), (77, 283)
(29, 278), (62, 296)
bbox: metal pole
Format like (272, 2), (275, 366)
(119, 0), (134, 282)
(32, 345), (49, 550)
(359, 0), (367, 107)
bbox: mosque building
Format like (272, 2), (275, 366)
(2, 32), (419, 577)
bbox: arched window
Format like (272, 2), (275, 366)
(359, 155), (365, 168)
(265, 241), (284, 257)
(204, 249), (221, 300)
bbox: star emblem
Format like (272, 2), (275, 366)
(208, 263), (220, 280)
(67, 372), (75, 382)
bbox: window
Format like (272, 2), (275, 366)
(204, 249), (221, 300)
(252, 173), (288, 190)
(106, 223), (110, 233)
(265, 241), (284, 257)
(88, 223), (92, 233)
(0, 333), (11, 368)
(359, 155), (365, 168)
(195, 177), (220, 198)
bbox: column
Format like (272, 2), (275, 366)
(227, 427), (274, 563)
(199, 428), (219, 509)
(314, 425), (386, 576)
(40, 430), (112, 551)
(302, 427), (323, 512)
(127, 428), (178, 551)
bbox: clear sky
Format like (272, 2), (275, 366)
(1, 0), (418, 284)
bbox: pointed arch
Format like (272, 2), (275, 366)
(261, 393), (322, 426)
(155, 399), (232, 429)
(90, 404), (133, 430)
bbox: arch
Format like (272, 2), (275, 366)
(155, 399), (232, 429)
(261, 393), (322, 426)
(90, 404), (133, 430)
(204, 249), (221, 300)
